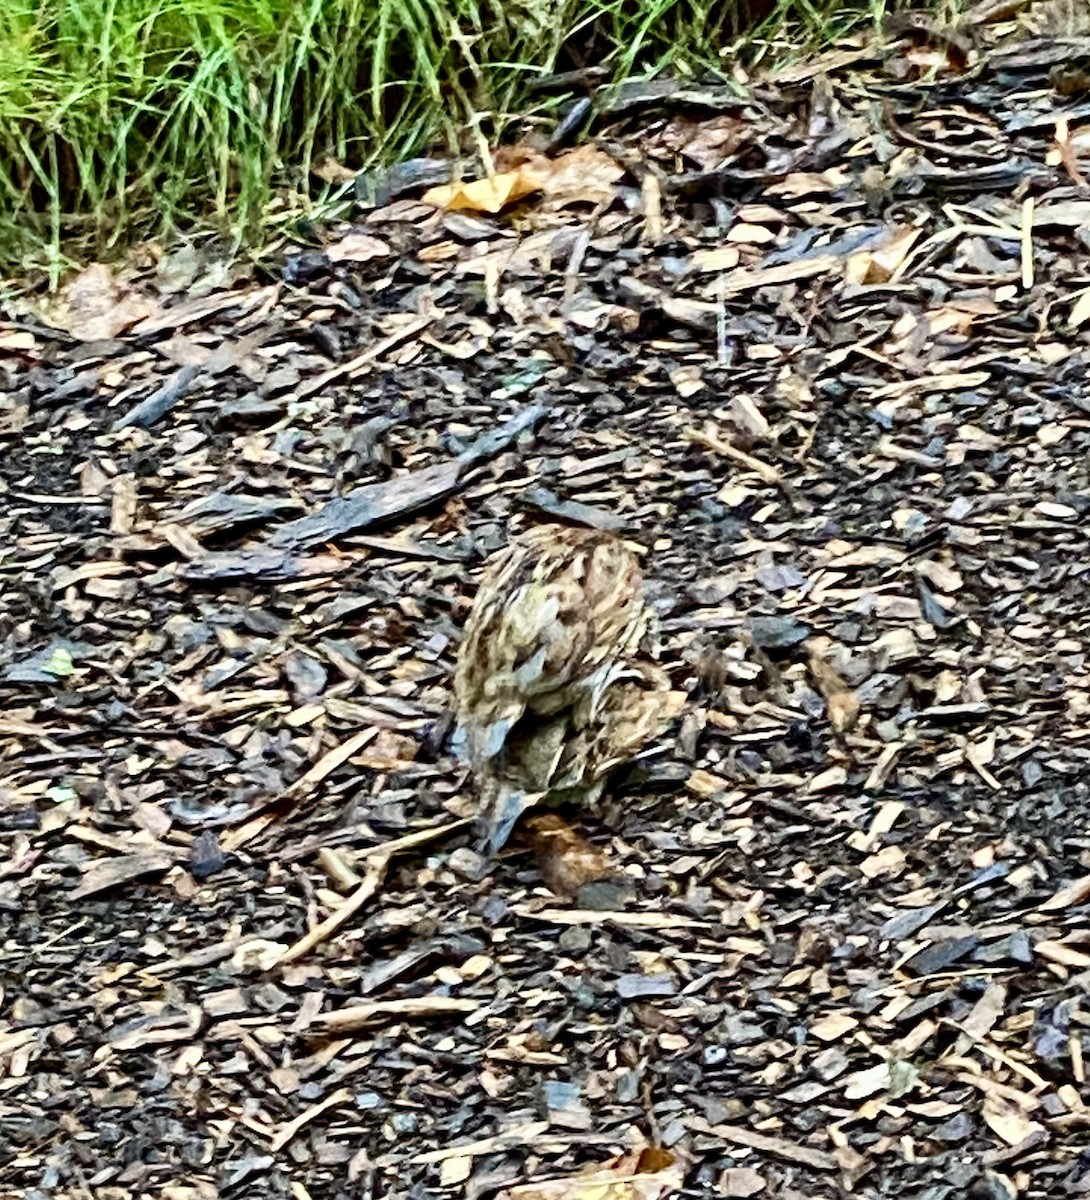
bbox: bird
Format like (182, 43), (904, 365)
(452, 523), (682, 852)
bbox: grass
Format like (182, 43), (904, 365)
(1, 0), (909, 281)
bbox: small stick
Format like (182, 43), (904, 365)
(713, 196), (731, 367)
(716, 274), (729, 366)
(682, 423), (781, 485)
(275, 820), (470, 966)
(269, 1087), (353, 1153)
(316, 847), (361, 891)
(1054, 116), (1087, 189)
(640, 172), (663, 244)
(285, 728), (379, 800)
(156, 923), (291, 973)
(310, 996), (479, 1034)
(113, 364), (200, 431)
(295, 316), (433, 401)
(564, 199), (610, 302)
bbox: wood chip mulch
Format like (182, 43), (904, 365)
(5, 25), (1090, 1200)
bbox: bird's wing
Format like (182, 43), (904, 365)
(559, 662), (684, 785)
(453, 528), (647, 766)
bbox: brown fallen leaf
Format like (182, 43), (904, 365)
(527, 143), (625, 209)
(323, 231), (392, 262)
(424, 144), (624, 214)
(655, 113), (748, 170)
(522, 813), (616, 897)
(498, 1146), (683, 1200)
(38, 263), (160, 341)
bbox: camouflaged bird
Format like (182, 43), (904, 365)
(452, 524), (682, 852)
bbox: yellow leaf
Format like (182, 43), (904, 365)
(423, 145), (624, 215)
(423, 170), (539, 214)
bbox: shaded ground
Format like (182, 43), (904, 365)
(5, 29), (1090, 1200)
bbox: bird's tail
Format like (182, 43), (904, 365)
(477, 782), (543, 854)
(451, 707), (523, 768)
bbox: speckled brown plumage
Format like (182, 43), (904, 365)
(452, 524), (682, 852)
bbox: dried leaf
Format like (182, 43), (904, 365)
(499, 1147), (683, 1200)
(324, 232), (392, 262)
(424, 145), (623, 215)
(523, 814), (615, 897)
(37, 263), (160, 341)
(424, 170), (540, 214)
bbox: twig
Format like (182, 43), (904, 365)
(310, 996), (479, 1034)
(10, 493), (108, 507)
(156, 924), (291, 973)
(640, 171), (663, 244)
(1054, 116), (1087, 189)
(295, 316), (432, 401)
(408, 1123), (617, 1165)
(682, 423), (781, 485)
(316, 847), (362, 891)
(269, 1087), (353, 1153)
(712, 196), (732, 367)
(688, 1118), (838, 1171)
(275, 820), (470, 966)
(112, 329), (270, 431)
(267, 404), (545, 549)
(564, 200), (610, 302)
(511, 906), (702, 928)
(284, 728), (379, 800)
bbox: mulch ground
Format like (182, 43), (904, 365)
(5, 22), (1090, 1200)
